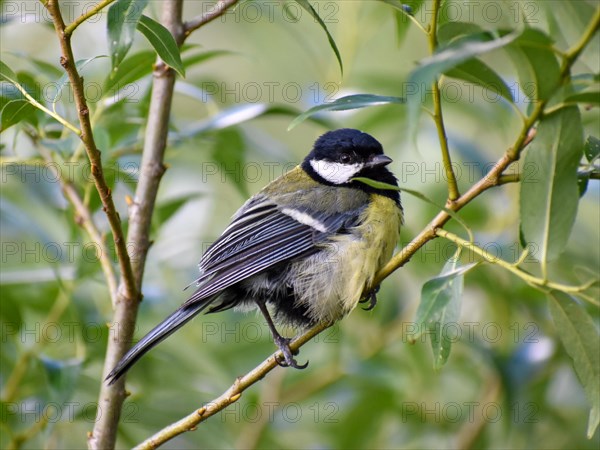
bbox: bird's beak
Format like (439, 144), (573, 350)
(366, 154), (393, 168)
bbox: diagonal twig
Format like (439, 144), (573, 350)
(183, 0), (240, 38)
(45, 0), (137, 306)
(64, 0), (117, 36)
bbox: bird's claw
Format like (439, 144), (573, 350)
(360, 285), (380, 311)
(274, 336), (309, 369)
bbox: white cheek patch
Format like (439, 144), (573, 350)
(281, 208), (328, 232)
(310, 159), (363, 184)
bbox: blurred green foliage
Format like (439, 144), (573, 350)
(1, 1), (599, 449)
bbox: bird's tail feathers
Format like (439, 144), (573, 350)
(105, 299), (214, 385)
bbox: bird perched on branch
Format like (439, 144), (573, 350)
(106, 128), (402, 384)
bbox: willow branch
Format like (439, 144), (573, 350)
(64, 0), (117, 36)
(429, 0), (459, 201)
(378, 3), (600, 295)
(45, 0), (137, 305)
(183, 0), (240, 38)
(10, 80), (80, 135)
(34, 144), (119, 304)
(561, 6), (600, 68)
(497, 169), (600, 186)
(436, 229), (599, 304)
(89, 1), (184, 449)
(135, 322), (331, 450)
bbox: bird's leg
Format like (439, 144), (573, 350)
(359, 285), (380, 311)
(255, 300), (308, 370)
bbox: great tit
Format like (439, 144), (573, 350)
(106, 128), (402, 384)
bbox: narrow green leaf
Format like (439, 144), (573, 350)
(505, 28), (561, 102)
(183, 50), (235, 69)
(184, 104), (268, 136)
(103, 50), (155, 94)
(351, 177), (401, 192)
(1, 99), (35, 131)
(380, 0), (425, 43)
(584, 136), (600, 163)
(445, 58), (514, 103)
(548, 291), (600, 438)
(107, 0), (149, 69)
(413, 261), (476, 369)
(409, 30), (520, 91)
(16, 72), (42, 102)
(176, 104), (329, 142)
(0, 60), (18, 85)
(380, 0), (421, 14)
(578, 171), (590, 197)
(407, 29), (521, 139)
(288, 94), (405, 130)
(519, 106), (583, 265)
(352, 178), (472, 236)
(437, 21), (485, 44)
(542, 0), (598, 71)
(564, 91), (600, 106)
(136, 15), (185, 77)
(5, 53), (63, 79)
(293, 0), (343, 76)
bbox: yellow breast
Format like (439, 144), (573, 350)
(292, 193), (402, 324)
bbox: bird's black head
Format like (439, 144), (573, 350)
(302, 129), (400, 204)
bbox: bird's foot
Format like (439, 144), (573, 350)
(360, 285), (380, 311)
(274, 335), (308, 370)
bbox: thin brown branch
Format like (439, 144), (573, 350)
(183, 0), (240, 39)
(35, 144), (119, 304)
(428, 0), (460, 201)
(135, 322), (331, 450)
(89, 1), (184, 448)
(61, 181), (119, 303)
(45, 0), (137, 305)
(373, 128), (538, 287)
(497, 173), (521, 185)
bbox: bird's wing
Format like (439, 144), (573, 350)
(183, 195), (362, 305)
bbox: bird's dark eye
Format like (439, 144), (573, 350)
(339, 154), (351, 163)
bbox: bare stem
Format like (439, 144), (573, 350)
(183, 0), (240, 38)
(135, 322), (331, 450)
(498, 169), (600, 185)
(428, 0), (460, 201)
(88, 1), (184, 448)
(10, 80), (80, 135)
(436, 229), (598, 303)
(64, 0), (117, 36)
(561, 6), (600, 68)
(45, 0), (137, 306)
(35, 143), (119, 304)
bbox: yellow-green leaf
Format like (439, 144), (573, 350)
(548, 291), (600, 438)
(519, 106), (583, 265)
